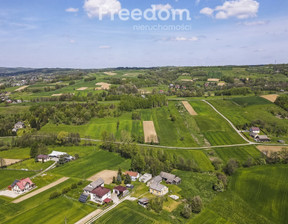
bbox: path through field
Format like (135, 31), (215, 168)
(14, 85), (29, 91)
(12, 177), (69, 203)
(182, 101), (197, 115)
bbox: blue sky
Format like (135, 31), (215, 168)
(0, 0), (287, 68)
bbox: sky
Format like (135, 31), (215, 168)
(0, 0), (288, 68)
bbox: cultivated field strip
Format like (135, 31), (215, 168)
(143, 121), (159, 144)
(182, 101), (197, 115)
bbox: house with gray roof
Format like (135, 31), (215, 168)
(160, 171), (181, 185)
(83, 178), (104, 195)
(149, 183), (168, 196)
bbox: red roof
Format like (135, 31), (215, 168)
(104, 198), (112, 203)
(91, 187), (110, 198)
(125, 171), (138, 177)
(114, 186), (127, 192)
(15, 178), (34, 191)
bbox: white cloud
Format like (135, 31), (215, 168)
(151, 4), (173, 11)
(84, 0), (121, 18)
(200, 7), (214, 16)
(65, 8), (79, 13)
(99, 45), (111, 49)
(200, 0), (259, 19)
(174, 36), (199, 41)
(70, 39), (76, 44)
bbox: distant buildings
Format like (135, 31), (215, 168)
(12, 121), (25, 133)
(125, 171), (140, 181)
(139, 173), (152, 183)
(37, 155), (50, 163)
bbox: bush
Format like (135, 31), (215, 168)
(71, 183), (77, 189)
(49, 191), (61, 199)
(181, 204), (192, 219)
(62, 187), (70, 194)
(223, 159), (239, 176)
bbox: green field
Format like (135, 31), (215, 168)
(209, 97), (288, 141)
(51, 149), (130, 179)
(9, 159), (54, 171)
(0, 170), (36, 189)
(94, 201), (169, 224)
(214, 145), (262, 164)
(190, 101), (246, 145)
(0, 148), (30, 159)
(190, 165), (288, 224)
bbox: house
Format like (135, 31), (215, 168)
(160, 172), (181, 185)
(48, 151), (68, 158)
(149, 183), (168, 196)
(113, 186), (128, 196)
(139, 173), (152, 183)
(37, 154), (50, 163)
(125, 171), (140, 181)
(83, 178), (104, 195)
(8, 178), (35, 194)
(138, 198), (149, 207)
(249, 132), (258, 139)
(255, 135), (271, 142)
(90, 187), (111, 204)
(249, 127), (260, 134)
(12, 121), (25, 133)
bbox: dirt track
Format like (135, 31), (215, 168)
(51, 93), (63, 96)
(261, 94), (279, 103)
(14, 85), (29, 92)
(257, 145), (287, 156)
(12, 177), (69, 203)
(3, 159), (21, 166)
(143, 121), (158, 143)
(77, 87), (88, 91)
(87, 170), (117, 184)
(104, 72), (116, 76)
(182, 101), (197, 115)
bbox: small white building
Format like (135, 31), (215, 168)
(139, 173), (152, 183)
(48, 151), (68, 158)
(125, 171), (140, 181)
(249, 127), (260, 134)
(91, 187), (111, 204)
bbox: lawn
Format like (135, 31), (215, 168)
(231, 96), (272, 106)
(0, 170), (36, 189)
(51, 149), (130, 179)
(214, 145), (262, 164)
(9, 159), (54, 171)
(190, 101), (246, 145)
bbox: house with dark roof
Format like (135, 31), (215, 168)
(90, 187), (111, 204)
(113, 186), (128, 196)
(8, 178), (35, 194)
(250, 127), (260, 134)
(83, 178), (104, 195)
(37, 154), (50, 163)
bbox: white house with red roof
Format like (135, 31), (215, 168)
(8, 178), (35, 194)
(125, 171), (140, 181)
(90, 187), (111, 204)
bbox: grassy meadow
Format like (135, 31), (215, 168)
(0, 170), (36, 189)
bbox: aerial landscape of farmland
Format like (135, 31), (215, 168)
(0, 0), (288, 223)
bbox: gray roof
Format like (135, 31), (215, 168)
(150, 183), (167, 192)
(84, 178), (104, 192)
(257, 135), (270, 140)
(149, 175), (162, 185)
(174, 177), (181, 183)
(160, 172), (176, 182)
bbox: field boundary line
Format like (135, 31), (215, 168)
(202, 100), (252, 144)
(11, 177), (69, 203)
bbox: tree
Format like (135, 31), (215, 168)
(189, 196), (203, 213)
(213, 180), (225, 192)
(30, 143), (39, 158)
(75, 154), (79, 160)
(131, 153), (145, 173)
(112, 176), (116, 184)
(181, 204), (192, 219)
(223, 159), (239, 176)
(116, 173), (122, 185)
(56, 131), (69, 145)
(212, 158), (223, 170)
(124, 174), (131, 184)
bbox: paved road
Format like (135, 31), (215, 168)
(12, 177), (69, 203)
